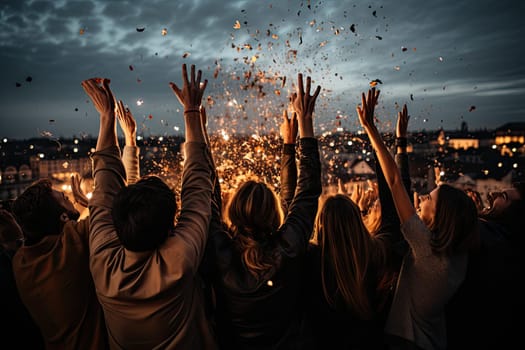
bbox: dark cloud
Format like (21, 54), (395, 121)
(1, 0), (524, 139)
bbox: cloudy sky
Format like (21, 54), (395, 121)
(1, 0), (524, 140)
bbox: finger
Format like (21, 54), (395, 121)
(181, 64), (189, 86)
(297, 73), (304, 97)
(312, 85), (321, 101)
(190, 64), (196, 85)
(361, 92), (367, 112)
(306, 76), (311, 96)
(196, 69), (202, 86)
(282, 109), (288, 122)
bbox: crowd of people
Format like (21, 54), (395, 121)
(1, 63), (524, 350)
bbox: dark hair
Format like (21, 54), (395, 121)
(112, 176), (176, 252)
(315, 194), (395, 320)
(226, 180), (283, 276)
(11, 179), (65, 243)
(429, 184), (479, 255)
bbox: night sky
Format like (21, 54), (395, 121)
(1, 0), (524, 140)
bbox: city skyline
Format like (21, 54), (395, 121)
(1, 0), (524, 140)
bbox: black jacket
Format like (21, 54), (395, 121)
(202, 138), (322, 350)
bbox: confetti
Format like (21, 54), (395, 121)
(410, 94), (414, 101)
(161, 28), (168, 36)
(369, 79), (383, 87)
(372, 10), (377, 17)
(79, 28), (85, 35)
(129, 65), (134, 71)
(49, 119), (55, 123)
(74, 108), (79, 111)
(439, 56), (444, 62)
(469, 105), (476, 112)
(136, 27), (145, 32)
(136, 99), (144, 106)
(376, 35), (383, 40)
(233, 20), (241, 29)
(350, 24), (356, 33)
(25, 76), (32, 82)
(182, 52), (191, 58)
(148, 114), (153, 119)
(402, 46), (408, 52)
(15, 82), (21, 87)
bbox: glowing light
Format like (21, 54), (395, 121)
(38, 153), (45, 159)
(86, 192), (93, 200)
(73, 147), (79, 153)
(221, 130), (230, 141)
(29, 144), (34, 149)
(492, 145), (497, 149)
(513, 163), (518, 168)
(158, 136), (164, 141)
(74, 139), (79, 144)
(2, 138), (7, 143)
(498, 162), (503, 168)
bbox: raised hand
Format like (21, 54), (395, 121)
(169, 64), (208, 112)
(356, 88), (380, 131)
(292, 73), (321, 138)
(115, 100), (137, 146)
(280, 110), (298, 144)
(396, 104), (409, 138)
(71, 174), (89, 208)
(81, 78), (115, 117)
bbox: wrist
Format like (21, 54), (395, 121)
(184, 108), (200, 114)
(395, 137), (408, 148)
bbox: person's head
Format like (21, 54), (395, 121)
(112, 176), (176, 252)
(418, 184), (479, 255)
(314, 194), (376, 319)
(226, 180), (283, 276)
(11, 179), (80, 244)
(480, 182), (524, 237)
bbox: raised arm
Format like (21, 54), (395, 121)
(395, 104), (412, 200)
(115, 100), (140, 184)
(82, 78), (126, 250)
(168, 64), (212, 268)
(280, 73), (322, 250)
(279, 110), (298, 214)
(356, 88), (415, 225)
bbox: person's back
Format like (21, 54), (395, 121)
(84, 66), (217, 349)
(10, 180), (107, 349)
(203, 74), (322, 349)
(0, 209), (45, 349)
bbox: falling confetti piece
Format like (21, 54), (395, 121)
(25, 76), (32, 82)
(402, 46), (408, 52)
(148, 114), (153, 119)
(272, 34), (279, 39)
(372, 10), (377, 17)
(410, 94), (414, 101)
(129, 65), (134, 71)
(394, 66), (401, 71)
(274, 89), (281, 96)
(74, 108), (79, 111)
(369, 79), (383, 87)
(376, 35), (383, 40)
(350, 24), (356, 33)
(281, 76), (286, 88)
(161, 28), (168, 36)
(439, 56), (444, 62)
(49, 119), (55, 123)
(15, 82), (21, 87)
(79, 28), (85, 35)
(182, 52), (190, 58)
(233, 20), (241, 29)
(469, 105), (476, 112)
(136, 27), (145, 32)
(136, 99), (144, 106)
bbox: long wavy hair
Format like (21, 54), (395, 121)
(226, 180), (283, 277)
(314, 194), (394, 320)
(429, 184), (479, 255)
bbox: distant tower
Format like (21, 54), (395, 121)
(461, 121), (468, 133)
